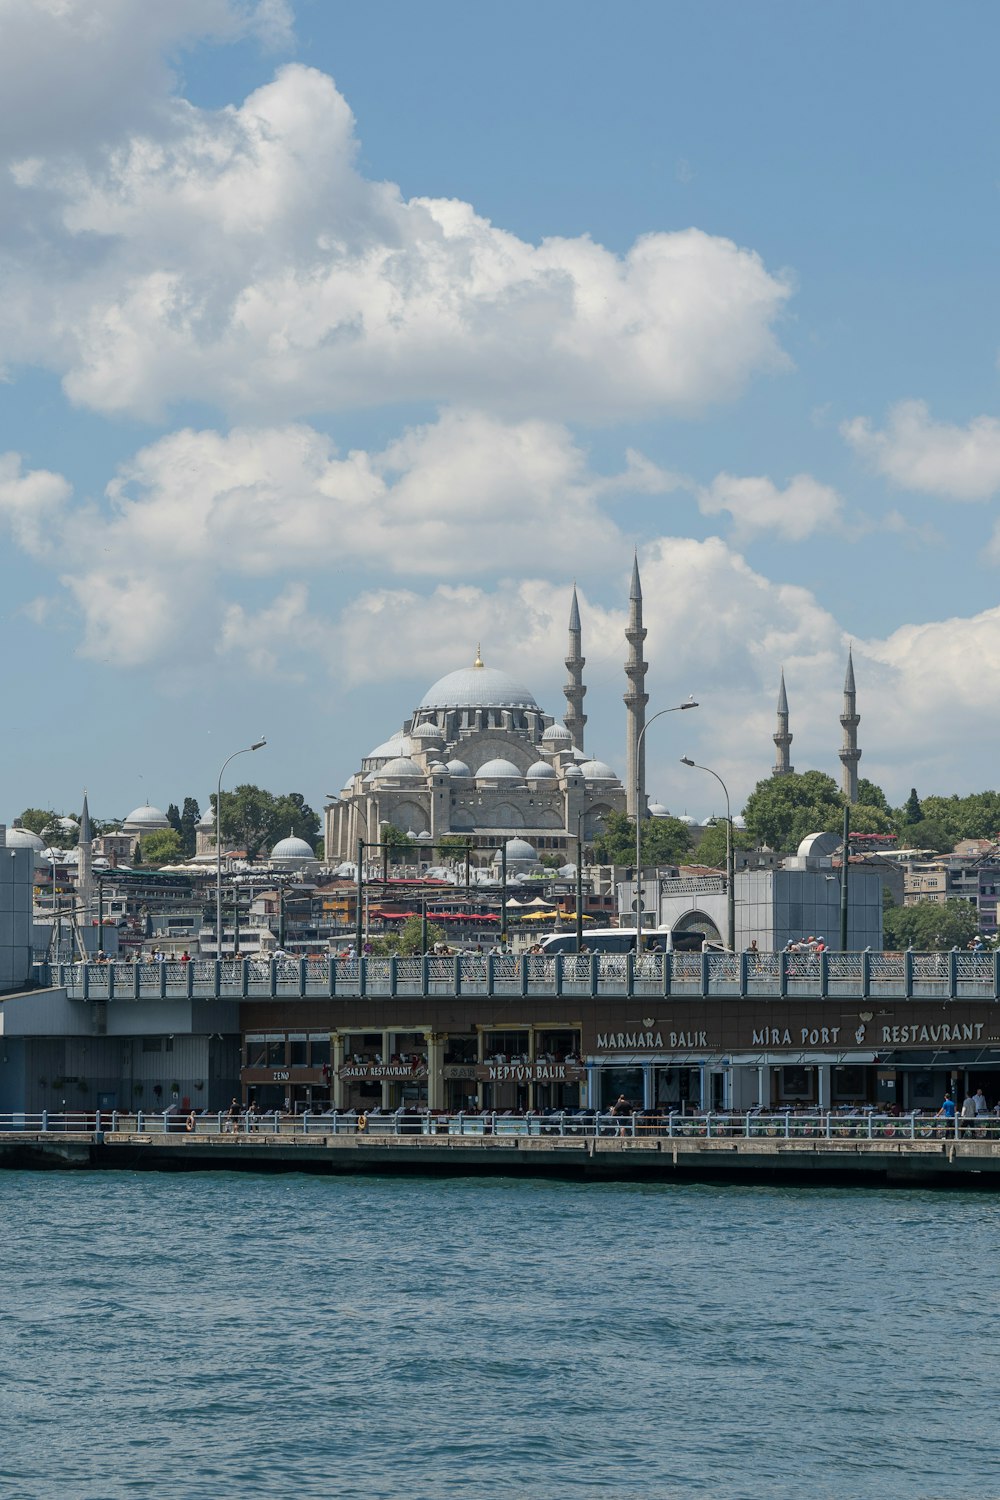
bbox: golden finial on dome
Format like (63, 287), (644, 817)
(474, 644), (484, 668)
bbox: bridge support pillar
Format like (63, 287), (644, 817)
(425, 1032), (445, 1112)
(330, 1032), (345, 1109)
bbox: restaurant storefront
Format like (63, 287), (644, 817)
(239, 994), (1000, 1115)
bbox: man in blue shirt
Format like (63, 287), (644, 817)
(936, 1093), (957, 1136)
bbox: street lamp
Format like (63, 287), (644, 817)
(216, 739), (266, 959)
(575, 811), (603, 953)
(634, 701), (699, 948)
(680, 756), (735, 951)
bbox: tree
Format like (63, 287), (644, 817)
(166, 803), (182, 836)
(272, 791), (321, 846)
(883, 897), (978, 951)
(857, 778), (892, 815)
(18, 808), (60, 837)
(742, 771), (843, 851)
(895, 817), (953, 854)
(693, 819), (754, 870)
(591, 810), (693, 866)
(434, 834), (473, 859)
(396, 916), (446, 954)
(380, 824), (416, 866)
(141, 829), (184, 865)
(216, 785), (277, 860)
(180, 797), (200, 858)
(901, 787), (922, 823)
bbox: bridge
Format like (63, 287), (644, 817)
(39, 950), (1000, 1003)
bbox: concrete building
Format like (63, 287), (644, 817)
(621, 832), (883, 951)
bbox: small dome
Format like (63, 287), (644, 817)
(496, 837), (537, 863)
(365, 734), (410, 760)
(476, 759), (522, 780)
(541, 723), (572, 745)
(6, 825), (44, 852)
(678, 814), (697, 826)
(410, 721), (444, 743)
(377, 757), (424, 779)
(733, 814), (747, 830)
(526, 761), (557, 780)
(196, 805), (215, 829)
(271, 832), (314, 861)
(579, 759), (617, 780)
(445, 759), (472, 778)
(416, 830), (433, 842)
(124, 803), (170, 829)
(429, 761), (448, 773)
(648, 802), (669, 817)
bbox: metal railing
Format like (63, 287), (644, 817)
(1, 1108), (997, 1142)
(38, 949), (1000, 1002)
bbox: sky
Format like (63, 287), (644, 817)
(3, 0), (1000, 828)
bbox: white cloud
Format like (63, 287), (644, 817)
(0, 0), (292, 157)
(843, 399), (1000, 500)
(0, 451), (71, 555)
(697, 471), (843, 541)
(0, 413), (649, 666)
(1, 63), (792, 423)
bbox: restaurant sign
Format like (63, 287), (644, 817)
(339, 1062), (428, 1081)
(476, 1062), (586, 1083)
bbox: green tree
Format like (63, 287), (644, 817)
(272, 791), (320, 846)
(591, 810), (693, 866)
(396, 915), (446, 954)
(180, 797), (200, 858)
(693, 819), (754, 869)
(141, 828), (184, 865)
(742, 770), (843, 851)
(895, 817), (953, 854)
(901, 787), (922, 823)
(216, 784), (278, 860)
(883, 897), (978, 951)
(379, 823), (417, 866)
(166, 803), (182, 836)
(18, 808), (60, 837)
(434, 834), (473, 859)
(857, 778), (892, 815)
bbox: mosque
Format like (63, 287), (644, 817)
(325, 559), (865, 869)
(323, 567), (658, 865)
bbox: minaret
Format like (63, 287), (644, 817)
(772, 670), (793, 777)
(77, 791), (94, 924)
(624, 555), (649, 820)
(839, 647), (861, 803)
(563, 584), (587, 751)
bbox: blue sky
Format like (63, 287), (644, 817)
(3, 0), (1000, 828)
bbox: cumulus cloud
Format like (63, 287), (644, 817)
(1, 63), (792, 423)
(0, 413), (651, 666)
(843, 399), (1000, 500)
(0, 451), (72, 555)
(0, 0), (292, 157)
(696, 471), (843, 541)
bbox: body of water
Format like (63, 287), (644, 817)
(0, 1171), (994, 1498)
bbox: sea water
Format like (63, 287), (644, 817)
(0, 1172), (995, 1499)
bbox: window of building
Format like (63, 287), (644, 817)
(141, 1037), (162, 1053)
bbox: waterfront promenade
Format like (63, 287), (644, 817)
(42, 948), (1000, 1002)
(4, 1108), (1000, 1186)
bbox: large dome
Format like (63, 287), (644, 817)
(418, 657), (538, 711)
(6, 825), (44, 852)
(124, 803), (170, 829)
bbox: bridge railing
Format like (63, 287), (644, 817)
(40, 949), (1000, 1002)
(1, 1108), (994, 1142)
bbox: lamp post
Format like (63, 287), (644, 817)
(216, 739), (266, 959)
(575, 811), (603, 953)
(680, 757), (734, 950)
(634, 701), (699, 949)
